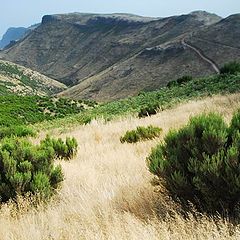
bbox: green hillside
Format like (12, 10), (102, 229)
(0, 95), (96, 126)
(36, 72), (240, 129)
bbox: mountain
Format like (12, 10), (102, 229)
(0, 24), (39, 50)
(0, 60), (66, 95)
(0, 27), (28, 49)
(185, 14), (240, 67)
(3, 11), (238, 101)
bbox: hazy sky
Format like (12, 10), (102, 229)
(1, 0), (239, 38)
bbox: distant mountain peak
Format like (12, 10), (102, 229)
(189, 10), (222, 25)
(0, 24), (39, 50)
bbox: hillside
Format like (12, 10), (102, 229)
(34, 72), (240, 129)
(0, 60), (66, 95)
(1, 11), (225, 100)
(186, 14), (240, 67)
(59, 13), (240, 101)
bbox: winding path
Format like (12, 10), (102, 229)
(181, 39), (220, 74)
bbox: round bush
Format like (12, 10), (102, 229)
(147, 111), (240, 213)
(0, 135), (78, 203)
(120, 125), (162, 143)
(138, 103), (160, 118)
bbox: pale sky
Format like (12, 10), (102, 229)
(1, 0), (240, 38)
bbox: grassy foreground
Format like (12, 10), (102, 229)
(1, 94), (240, 239)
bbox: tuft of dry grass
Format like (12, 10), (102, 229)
(1, 93), (240, 240)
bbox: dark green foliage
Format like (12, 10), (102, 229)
(220, 61), (240, 75)
(0, 135), (76, 202)
(0, 125), (36, 139)
(167, 75), (193, 87)
(40, 135), (78, 160)
(120, 125), (162, 143)
(138, 103), (160, 118)
(0, 95), (96, 127)
(147, 111), (240, 214)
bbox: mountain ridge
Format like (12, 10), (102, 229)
(2, 11), (239, 101)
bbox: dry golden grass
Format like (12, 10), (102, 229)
(1, 93), (240, 240)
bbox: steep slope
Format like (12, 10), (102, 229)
(60, 12), (240, 101)
(1, 11), (223, 100)
(185, 14), (240, 67)
(0, 60), (66, 95)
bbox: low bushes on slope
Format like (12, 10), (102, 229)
(0, 135), (78, 203)
(147, 110), (240, 214)
(71, 71), (240, 127)
(0, 125), (36, 139)
(120, 125), (162, 143)
(220, 61), (240, 75)
(41, 135), (78, 160)
(0, 95), (96, 127)
(167, 75), (193, 88)
(138, 103), (160, 118)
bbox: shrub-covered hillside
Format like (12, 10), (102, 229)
(1, 66), (240, 128)
(38, 71), (240, 129)
(0, 60), (66, 95)
(0, 95), (96, 126)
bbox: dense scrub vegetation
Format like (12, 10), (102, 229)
(167, 75), (193, 88)
(0, 135), (78, 203)
(0, 95), (96, 126)
(220, 61), (240, 75)
(120, 125), (162, 143)
(0, 125), (36, 139)
(0, 137), (77, 202)
(138, 103), (160, 118)
(41, 135), (78, 160)
(147, 110), (240, 214)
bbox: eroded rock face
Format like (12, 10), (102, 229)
(4, 11), (238, 101)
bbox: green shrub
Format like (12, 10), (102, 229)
(220, 61), (240, 75)
(167, 75), (193, 87)
(120, 125), (162, 143)
(147, 111), (240, 214)
(40, 135), (78, 160)
(0, 125), (36, 139)
(0, 135), (77, 203)
(138, 103), (160, 118)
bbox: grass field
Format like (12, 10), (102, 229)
(0, 93), (240, 239)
